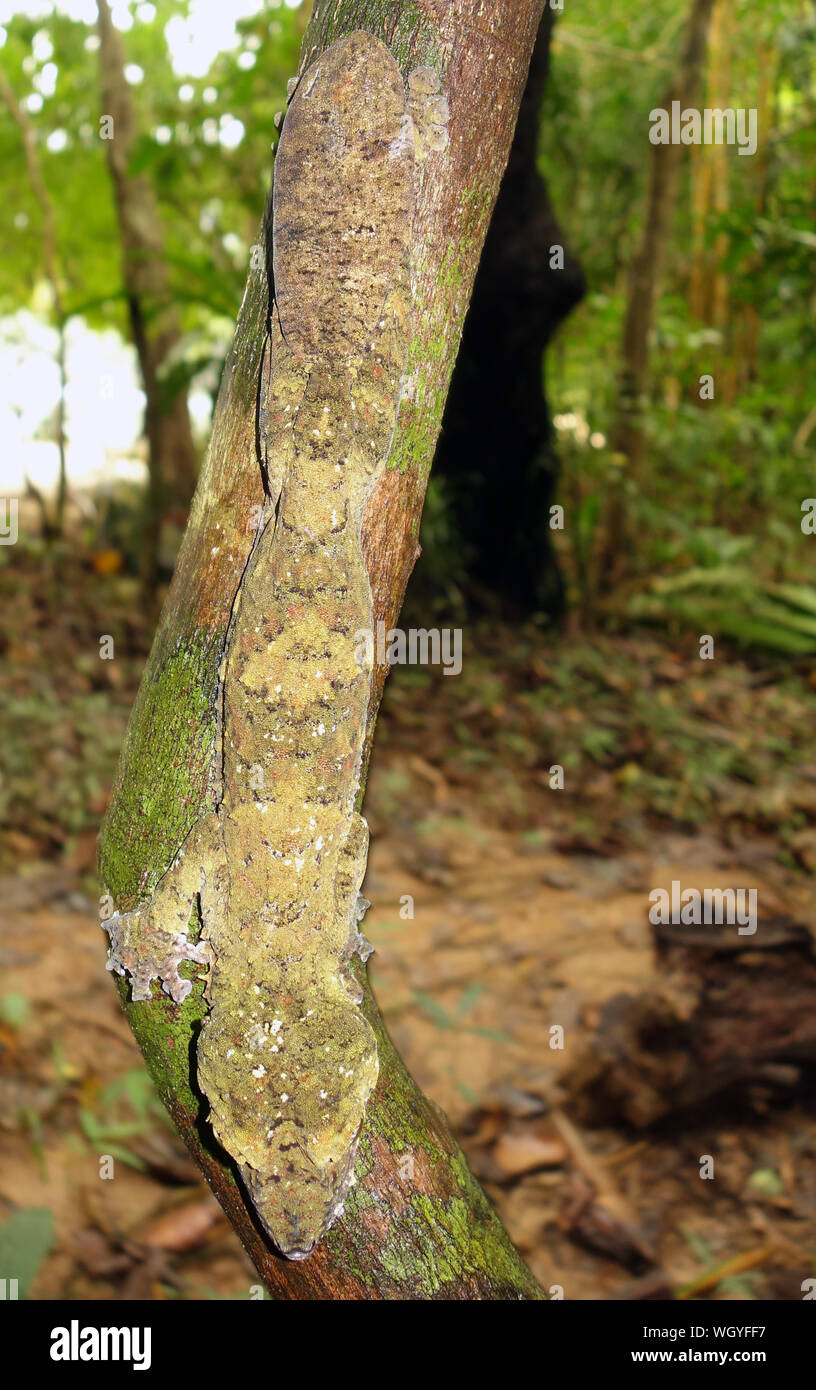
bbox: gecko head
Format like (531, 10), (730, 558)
(241, 1139), (358, 1261)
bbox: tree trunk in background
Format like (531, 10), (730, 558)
(689, 0), (734, 402)
(431, 8), (584, 619)
(99, 0), (548, 1300)
(709, 0), (733, 339)
(0, 69), (68, 538)
(736, 40), (775, 393)
(689, 139), (713, 322)
(689, 0), (734, 333)
(602, 0), (715, 586)
(96, 0), (199, 594)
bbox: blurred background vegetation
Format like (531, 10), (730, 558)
(0, 0), (813, 641)
(1, 0), (815, 1301)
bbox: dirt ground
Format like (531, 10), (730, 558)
(1, 545), (815, 1300)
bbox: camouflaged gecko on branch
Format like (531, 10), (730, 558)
(103, 32), (449, 1261)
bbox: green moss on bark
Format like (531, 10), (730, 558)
(380, 1190), (543, 1297)
(304, 0), (440, 77)
(391, 184), (497, 477)
(99, 626), (222, 906)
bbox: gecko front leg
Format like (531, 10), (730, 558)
(335, 811), (374, 1006)
(407, 66), (450, 162)
(104, 812), (223, 1003)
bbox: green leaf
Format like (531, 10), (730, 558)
(455, 983), (483, 1019)
(766, 582), (816, 617)
(0, 1208), (54, 1299)
(0, 993), (30, 1028)
(413, 991), (455, 1030)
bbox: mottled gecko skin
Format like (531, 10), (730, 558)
(104, 32), (448, 1260)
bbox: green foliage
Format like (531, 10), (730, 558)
(78, 1068), (171, 1171)
(0, 2), (303, 338)
(541, 0), (816, 650)
(0, 1208), (55, 1299)
(0, 993), (31, 1028)
(630, 568), (816, 655)
(1, 0), (813, 658)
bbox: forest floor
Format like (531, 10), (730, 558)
(1, 540), (815, 1300)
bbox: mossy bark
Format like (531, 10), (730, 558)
(99, 0), (547, 1300)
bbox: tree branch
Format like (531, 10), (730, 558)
(99, 0), (547, 1300)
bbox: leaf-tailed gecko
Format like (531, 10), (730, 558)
(103, 32), (449, 1260)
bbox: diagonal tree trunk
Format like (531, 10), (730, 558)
(99, 0), (548, 1300)
(96, 0), (199, 594)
